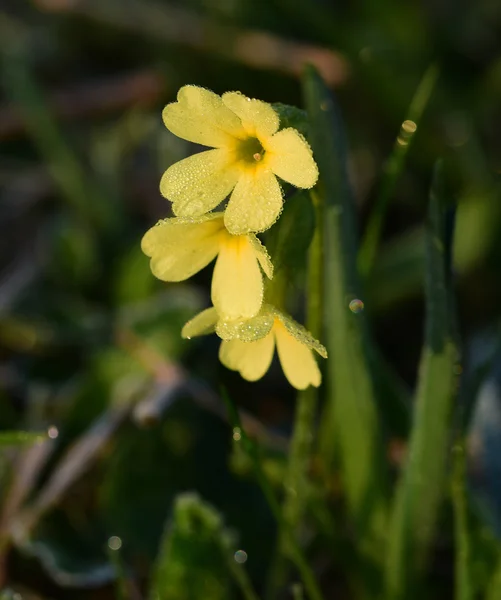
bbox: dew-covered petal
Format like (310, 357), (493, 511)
(181, 307), (219, 339)
(248, 234), (273, 279)
(264, 128), (319, 189)
(212, 235), (263, 320)
(224, 169), (283, 235)
(274, 322), (321, 389)
(275, 310), (327, 358)
(215, 305), (275, 342)
(222, 92), (279, 138)
(161, 149), (239, 217)
(141, 214), (224, 281)
(219, 334), (275, 382)
(163, 85), (246, 147)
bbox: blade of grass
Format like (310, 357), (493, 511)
(385, 161), (460, 598)
(302, 64), (388, 547)
(221, 389), (325, 600)
(451, 440), (474, 600)
(0, 432), (47, 446)
(358, 64), (439, 277)
(1, 47), (112, 229)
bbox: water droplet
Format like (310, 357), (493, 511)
(234, 549), (248, 563)
(47, 426), (59, 439)
(233, 428), (241, 441)
(349, 299), (364, 314)
(402, 119), (417, 134)
(108, 536), (122, 551)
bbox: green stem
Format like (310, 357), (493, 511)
(268, 190), (324, 596)
(358, 64), (439, 278)
(222, 390), (325, 600)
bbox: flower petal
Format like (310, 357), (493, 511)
(264, 128), (319, 189)
(274, 322), (322, 389)
(212, 235), (263, 320)
(219, 335), (275, 382)
(182, 307), (219, 339)
(224, 169), (283, 235)
(161, 149), (239, 217)
(276, 310), (328, 358)
(141, 214), (224, 281)
(163, 85), (246, 147)
(248, 234), (274, 279)
(215, 305), (275, 342)
(222, 92), (279, 138)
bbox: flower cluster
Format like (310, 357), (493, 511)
(141, 85), (327, 389)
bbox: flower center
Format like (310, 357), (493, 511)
(236, 137), (265, 164)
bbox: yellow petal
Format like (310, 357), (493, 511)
(264, 128), (319, 189)
(141, 214), (224, 281)
(224, 169), (283, 235)
(216, 306), (275, 342)
(274, 321), (321, 389)
(181, 307), (219, 339)
(219, 334), (275, 381)
(248, 234), (274, 279)
(211, 235), (263, 320)
(222, 92), (279, 139)
(276, 310), (328, 358)
(161, 149), (239, 217)
(163, 85), (246, 148)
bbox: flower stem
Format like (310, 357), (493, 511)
(267, 190), (324, 596)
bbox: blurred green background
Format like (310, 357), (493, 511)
(1, 0), (501, 598)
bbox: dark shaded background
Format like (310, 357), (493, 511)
(1, 0), (501, 598)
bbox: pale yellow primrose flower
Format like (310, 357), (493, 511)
(141, 212), (273, 321)
(160, 86), (319, 235)
(182, 305), (327, 390)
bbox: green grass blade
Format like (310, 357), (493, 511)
(451, 441), (474, 600)
(302, 64), (387, 541)
(1, 48), (111, 228)
(0, 431), (47, 446)
(358, 64), (439, 277)
(385, 161), (460, 598)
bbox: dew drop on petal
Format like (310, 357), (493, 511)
(349, 299), (364, 313)
(234, 549), (248, 563)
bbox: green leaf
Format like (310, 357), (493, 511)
(272, 103), (310, 138)
(451, 441), (474, 600)
(149, 493), (232, 600)
(265, 190), (315, 274)
(0, 431), (47, 446)
(302, 65), (388, 546)
(385, 161), (460, 598)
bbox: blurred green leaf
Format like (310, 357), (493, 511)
(149, 492), (232, 600)
(302, 64), (388, 548)
(386, 161), (459, 598)
(0, 431), (46, 446)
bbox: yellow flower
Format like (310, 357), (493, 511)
(160, 86), (319, 235)
(182, 305), (327, 390)
(141, 212), (273, 320)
